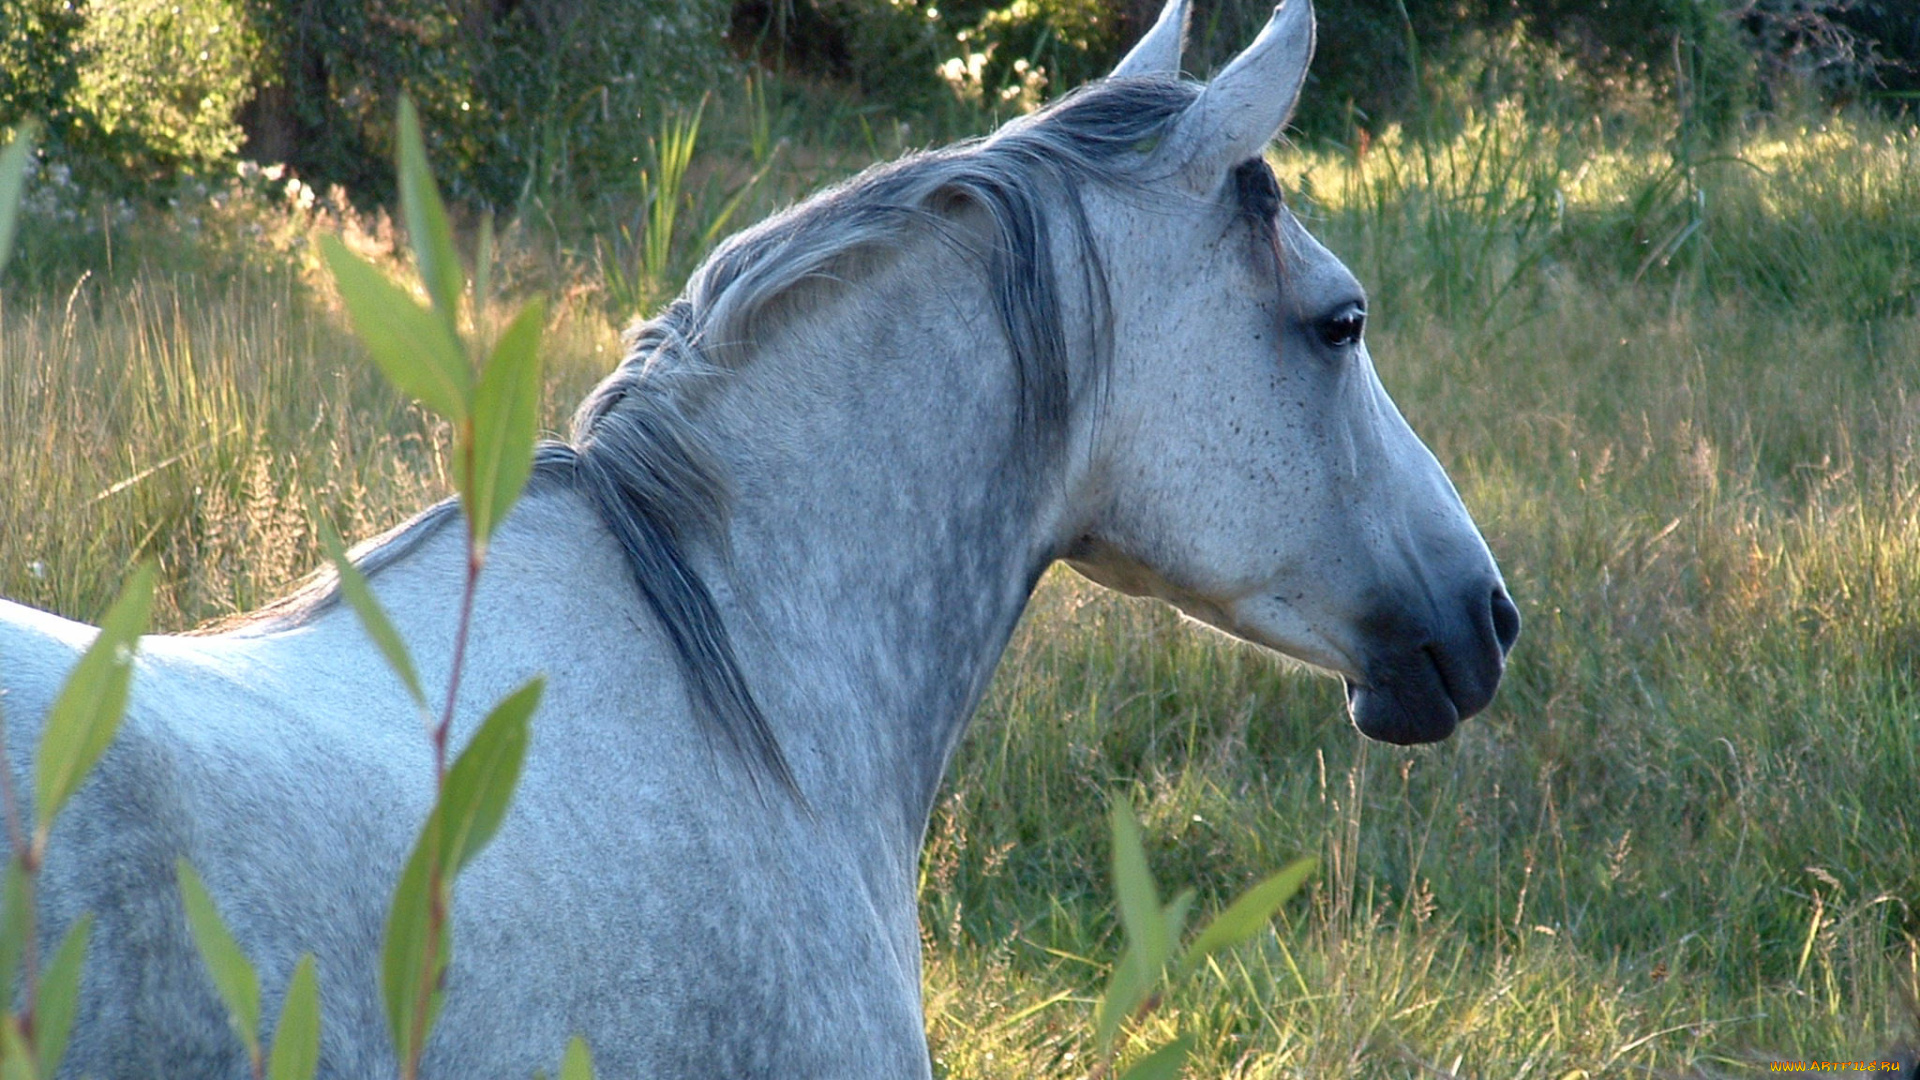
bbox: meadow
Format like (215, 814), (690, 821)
(2, 81), (1918, 1075)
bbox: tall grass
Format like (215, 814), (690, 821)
(2, 83), (1917, 1073)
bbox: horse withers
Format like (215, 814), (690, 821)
(0, 0), (1517, 1074)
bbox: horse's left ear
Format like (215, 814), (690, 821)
(1165, 0), (1314, 188)
(1110, 0), (1190, 78)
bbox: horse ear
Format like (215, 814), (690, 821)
(1110, 0), (1190, 78)
(1165, 0), (1314, 187)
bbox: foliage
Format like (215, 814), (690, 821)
(238, 0), (731, 207)
(68, 0), (263, 182)
(175, 861), (322, 1080)
(4, 0), (731, 206)
(1, 0), (262, 189)
(1094, 797), (1314, 1077)
(1742, 0), (1920, 113)
(4, 0), (1914, 215)
(0, 0), (85, 142)
(743, 0), (1915, 141)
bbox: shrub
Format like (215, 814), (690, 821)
(0, 0), (86, 142)
(238, 0), (733, 208)
(68, 0), (263, 183)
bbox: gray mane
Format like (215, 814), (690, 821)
(243, 76), (1204, 794)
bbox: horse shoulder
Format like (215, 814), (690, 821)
(2, 602), (417, 1077)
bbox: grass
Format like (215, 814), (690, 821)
(3, 80), (1918, 1075)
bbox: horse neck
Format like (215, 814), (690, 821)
(698, 251), (1075, 836)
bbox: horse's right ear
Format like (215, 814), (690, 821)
(1110, 0), (1190, 78)
(1162, 0), (1314, 190)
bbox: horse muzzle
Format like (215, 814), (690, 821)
(1345, 583), (1520, 745)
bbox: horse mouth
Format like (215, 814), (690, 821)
(1345, 674), (1459, 745)
(1341, 585), (1518, 745)
(1343, 639), (1488, 746)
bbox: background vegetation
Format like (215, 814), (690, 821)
(3, 0), (1920, 1074)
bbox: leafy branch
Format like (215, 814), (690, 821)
(1094, 796), (1316, 1080)
(169, 98), (590, 1080)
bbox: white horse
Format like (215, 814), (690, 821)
(0, 0), (1518, 1074)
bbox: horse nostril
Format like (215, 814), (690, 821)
(1490, 587), (1521, 654)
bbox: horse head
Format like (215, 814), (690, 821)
(1065, 0), (1520, 744)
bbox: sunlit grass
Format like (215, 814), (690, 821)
(0, 267), (617, 629)
(1279, 103), (1920, 325)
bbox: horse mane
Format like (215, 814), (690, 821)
(225, 76), (1205, 795)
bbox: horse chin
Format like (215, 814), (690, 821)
(1344, 676), (1460, 746)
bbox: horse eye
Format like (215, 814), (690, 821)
(1319, 309), (1365, 349)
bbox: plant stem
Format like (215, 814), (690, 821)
(434, 541), (483, 786)
(0, 715), (41, 1055)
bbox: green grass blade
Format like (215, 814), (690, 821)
(396, 97), (465, 330)
(267, 954), (321, 1080)
(694, 149), (781, 255)
(35, 912), (92, 1079)
(1179, 855), (1317, 980)
(319, 236), (470, 424)
(1117, 1034), (1192, 1080)
(35, 563), (154, 835)
(461, 299), (546, 554)
(439, 678), (541, 874)
(318, 518), (427, 712)
(176, 859), (262, 1063)
(1109, 798), (1170, 978)
(559, 1035), (596, 1080)
(0, 122), (36, 279)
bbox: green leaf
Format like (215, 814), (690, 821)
(382, 819), (448, 1071)
(439, 679), (541, 875)
(176, 860), (262, 1064)
(1109, 798), (1170, 978)
(318, 518), (426, 712)
(267, 954), (321, 1080)
(35, 912), (91, 1079)
(1, 1016), (34, 1080)
(0, 858), (28, 1004)
(396, 97), (464, 331)
(0, 122), (36, 279)
(383, 679), (542, 1065)
(1161, 887), (1196, 966)
(1159, 883), (1190, 976)
(558, 1035), (596, 1080)
(460, 299), (545, 553)
(319, 235), (470, 423)
(35, 563), (154, 835)
(1179, 855), (1317, 980)
(1092, 942), (1150, 1051)
(1116, 1034), (1192, 1080)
